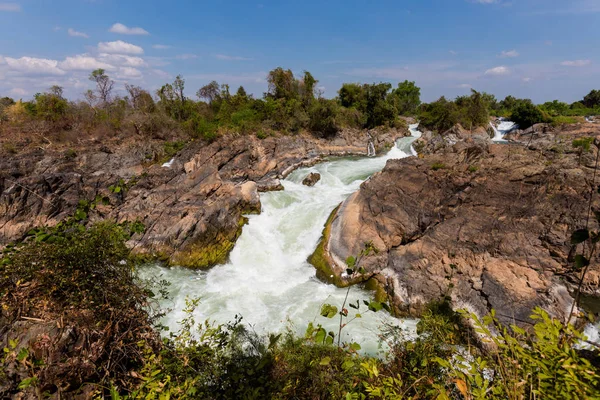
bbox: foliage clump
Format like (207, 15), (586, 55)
(0, 221), (159, 398)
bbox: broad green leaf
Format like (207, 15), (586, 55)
(315, 328), (326, 344)
(350, 342), (362, 351)
(320, 304), (338, 319)
(574, 255), (590, 270)
(342, 360), (355, 370)
(320, 356), (331, 366)
(368, 301), (383, 312)
(571, 229), (590, 244)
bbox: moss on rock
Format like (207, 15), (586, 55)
(308, 205), (349, 287)
(171, 216), (249, 270)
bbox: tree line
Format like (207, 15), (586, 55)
(1, 67), (599, 143)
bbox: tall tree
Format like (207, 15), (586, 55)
(197, 81), (220, 104)
(266, 67), (298, 101)
(300, 71), (317, 106)
(89, 69), (114, 106)
(391, 80), (421, 115)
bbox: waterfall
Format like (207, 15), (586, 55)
(491, 119), (517, 142)
(367, 132), (376, 157)
(140, 127), (424, 354)
(367, 141), (376, 157)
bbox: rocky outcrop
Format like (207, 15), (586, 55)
(413, 123), (493, 156)
(302, 173), (321, 187)
(0, 127), (406, 269)
(314, 135), (600, 326)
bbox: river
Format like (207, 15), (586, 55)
(139, 125), (423, 354)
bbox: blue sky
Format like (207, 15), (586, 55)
(0, 0), (598, 103)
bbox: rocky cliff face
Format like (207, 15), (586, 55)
(316, 125), (600, 325)
(0, 127), (404, 268)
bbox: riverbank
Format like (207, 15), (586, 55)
(0, 125), (408, 269)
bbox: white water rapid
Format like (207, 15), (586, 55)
(490, 119), (517, 142)
(140, 125), (423, 354)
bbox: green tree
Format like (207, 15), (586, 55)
(338, 83), (364, 108)
(511, 101), (548, 129)
(266, 67), (299, 101)
(391, 80), (421, 115)
(34, 87), (68, 122)
(300, 71), (317, 107)
(363, 82), (396, 128)
(419, 96), (459, 132)
(583, 89), (600, 108)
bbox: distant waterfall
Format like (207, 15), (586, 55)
(367, 133), (376, 157)
(491, 119), (517, 142)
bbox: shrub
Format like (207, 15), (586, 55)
(0, 221), (157, 397)
(309, 98), (340, 138)
(511, 102), (549, 129)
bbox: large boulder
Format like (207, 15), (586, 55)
(302, 172), (321, 187)
(314, 141), (600, 326)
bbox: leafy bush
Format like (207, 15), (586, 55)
(437, 308), (600, 399)
(0, 221), (158, 398)
(511, 101), (549, 129)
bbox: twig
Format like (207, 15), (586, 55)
(4, 178), (54, 205)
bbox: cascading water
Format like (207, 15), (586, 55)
(367, 141), (376, 157)
(490, 119), (517, 142)
(140, 125), (423, 354)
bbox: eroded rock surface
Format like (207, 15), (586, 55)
(318, 129), (600, 325)
(0, 128), (404, 268)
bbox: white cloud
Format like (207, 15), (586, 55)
(9, 87), (27, 96)
(560, 60), (591, 67)
(0, 3), (21, 12)
(153, 44), (171, 50)
(449, 50), (458, 56)
(109, 23), (149, 35)
(458, 83), (472, 88)
(176, 54), (198, 60)
(68, 28), (89, 39)
(522, 77), (532, 82)
(484, 66), (510, 76)
(4, 57), (66, 76)
(98, 53), (147, 68)
(98, 40), (144, 55)
(499, 50), (519, 58)
(470, 0), (498, 3)
(59, 55), (115, 71)
(215, 54), (253, 61)
(117, 67), (142, 79)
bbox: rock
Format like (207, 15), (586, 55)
(314, 142), (600, 327)
(0, 125), (408, 269)
(256, 178), (284, 192)
(302, 172), (321, 187)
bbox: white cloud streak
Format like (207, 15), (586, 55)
(484, 66), (510, 76)
(109, 23), (149, 35)
(98, 40), (144, 55)
(0, 2), (20, 12)
(499, 50), (519, 58)
(560, 60), (591, 67)
(215, 54), (253, 61)
(68, 28), (89, 39)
